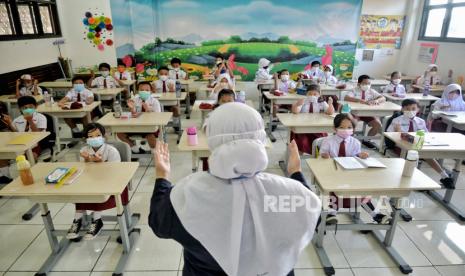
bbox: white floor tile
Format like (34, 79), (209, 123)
(400, 192), (455, 221)
(90, 272), (178, 276)
(294, 268), (354, 276)
(0, 225), (42, 271)
(434, 265), (465, 276)
(296, 233), (349, 269)
(0, 198), (64, 225)
(351, 266), (440, 276)
(4, 272), (90, 276)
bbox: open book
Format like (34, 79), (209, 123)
(334, 157), (387, 170)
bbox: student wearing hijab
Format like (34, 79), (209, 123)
(254, 58), (274, 82)
(322, 65), (338, 85)
(417, 64), (442, 86)
(149, 103), (321, 276)
(430, 83), (465, 132)
(210, 73), (235, 100)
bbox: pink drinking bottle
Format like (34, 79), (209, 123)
(187, 126), (198, 146)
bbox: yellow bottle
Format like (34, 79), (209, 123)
(16, 155), (34, 185)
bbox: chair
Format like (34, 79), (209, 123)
(311, 137), (325, 158)
(107, 141), (134, 190)
(38, 113), (57, 162)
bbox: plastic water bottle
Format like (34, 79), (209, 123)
(43, 91), (52, 107)
(414, 130), (425, 150)
(237, 91), (246, 103)
(135, 101), (142, 113)
(175, 81), (182, 98)
(186, 126), (198, 146)
(113, 101), (122, 118)
(402, 150), (418, 177)
(16, 155), (34, 185)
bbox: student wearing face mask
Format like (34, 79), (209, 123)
(66, 123), (125, 241)
(212, 54), (234, 79)
(210, 74), (235, 100)
(16, 74), (42, 98)
(59, 76), (96, 138)
(320, 114), (391, 225)
(387, 99), (454, 188)
(430, 84), (465, 132)
(300, 61), (324, 82)
(383, 71), (406, 97)
(291, 84), (334, 154)
(254, 58), (274, 82)
(322, 65), (338, 85)
(417, 64), (442, 86)
(114, 62), (132, 100)
(152, 66), (181, 130)
(117, 82), (162, 154)
(88, 63), (119, 89)
(169, 58), (188, 80)
(344, 74), (386, 149)
(276, 69), (297, 93)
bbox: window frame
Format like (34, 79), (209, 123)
(419, 0), (465, 43)
(0, 0), (61, 41)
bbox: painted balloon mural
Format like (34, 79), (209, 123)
(82, 11), (113, 51)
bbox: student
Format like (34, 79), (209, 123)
(12, 96), (47, 159)
(152, 66), (181, 129)
(344, 74), (386, 149)
(16, 74), (42, 98)
(430, 84), (465, 132)
(276, 69), (297, 93)
(0, 102), (15, 183)
(212, 54), (234, 79)
(210, 73), (235, 100)
(254, 58), (274, 82)
(113, 62), (132, 83)
(383, 71), (406, 97)
(59, 76), (95, 138)
(117, 82), (161, 154)
(169, 58), (188, 80)
(291, 84), (334, 154)
(67, 123), (126, 240)
(150, 103), (321, 276)
(417, 64), (442, 86)
(88, 63), (119, 89)
(320, 114), (391, 225)
(387, 99), (454, 188)
(322, 65), (338, 85)
(300, 61), (324, 81)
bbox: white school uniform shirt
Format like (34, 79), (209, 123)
(302, 68), (325, 80)
(113, 71), (132, 81)
(169, 68), (187, 80)
(152, 79), (176, 93)
(13, 112), (47, 132)
(300, 99), (329, 113)
(417, 74), (441, 86)
(320, 135), (361, 158)
(387, 115), (427, 132)
(277, 80), (296, 93)
(254, 68), (273, 82)
(383, 83), (406, 96)
(347, 87), (381, 101)
(323, 75), (338, 85)
(91, 76), (119, 88)
(132, 95), (162, 112)
(65, 88), (94, 102)
(79, 143), (121, 162)
(19, 86), (43, 96)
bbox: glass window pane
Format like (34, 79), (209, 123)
(0, 3), (13, 35)
(424, 8), (446, 37)
(452, 0), (465, 3)
(447, 6), (465, 38)
(429, 0), (448, 5)
(39, 6), (53, 33)
(17, 4), (35, 34)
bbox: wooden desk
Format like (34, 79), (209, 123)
(192, 100), (254, 125)
(92, 87), (124, 102)
(384, 93), (439, 114)
(38, 81), (73, 94)
(257, 80), (275, 114)
(155, 92), (187, 107)
(411, 84), (446, 96)
(119, 79), (136, 93)
(0, 162), (140, 276)
(431, 111), (465, 131)
(0, 132), (50, 165)
(0, 94), (44, 117)
(383, 75), (417, 82)
(319, 84), (354, 98)
(384, 132), (465, 221)
(306, 158), (439, 276)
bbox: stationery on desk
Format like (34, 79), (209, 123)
(334, 157), (387, 170)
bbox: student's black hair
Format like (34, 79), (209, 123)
(117, 61), (126, 67)
(83, 122), (106, 137)
(0, 101), (8, 115)
(311, 60), (321, 67)
(334, 113), (356, 128)
(137, 81), (152, 90)
(217, 89), (235, 101)
(98, 63), (111, 70)
(170, 57), (182, 65)
(357, 74), (371, 84)
(158, 66), (169, 72)
(72, 76), (85, 83)
(306, 84), (320, 93)
(401, 98), (419, 108)
(215, 53), (224, 60)
(277, 69), (289, 78)
(17, 96), (37, 108)
(391, 71), (400, 79)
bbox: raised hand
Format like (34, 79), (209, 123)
(287, 140), (301, 175)
(154, 141), (170, 179)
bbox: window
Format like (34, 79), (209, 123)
(0, 0), (61, 40)
(419, 0), (465, 43)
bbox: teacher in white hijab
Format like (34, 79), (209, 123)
(149, 102), (321, 276)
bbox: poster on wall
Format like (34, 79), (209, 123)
(110, 0), (362, 81)
(418, 43), (439, 64)
(357, 15), (405, 49)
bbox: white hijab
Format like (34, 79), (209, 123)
(171, 103), (321, 276)
(211, 73), (235, 99)
(434, 83), (465, 111)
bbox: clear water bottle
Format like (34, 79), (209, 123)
(43, 91), (52, 107)
(175, 81), (182, 98)
(135, 101), (142, 113)
(237, 91), (246, 103)
(113, 101), (122, 118)
(422, 83), (431, 97)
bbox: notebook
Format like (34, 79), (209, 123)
(334, 157), (386, 170)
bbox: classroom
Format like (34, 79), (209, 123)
(0, 0), (464, 275)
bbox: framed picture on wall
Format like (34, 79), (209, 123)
(362, 50), (374, 61)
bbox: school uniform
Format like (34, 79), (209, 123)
(383, 83), (406, 96)
(19, 86), (43, 96)
(430, 83), (465, 132)
(302, 68), (324, 80)
(91, 76), (119, 88)
(153, 79), (176, 93)
(128, 95), (161, 137)
(13, 112), (47, 155)
(113, 71), (132, 81)
(347, 87), (382, 123)
(277, 80), (297, 93)
(291, 99), (329, 154)
(387, 115), (427, 132)
(76, 143), (128, 211)
(65, 88), (94, 102)
(169, 68), (187, 80)
(323, 74), (338, 85)
(254, 68), (273, 82)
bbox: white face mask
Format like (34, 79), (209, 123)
(281, 75), (289, 81)
(360, 84), (371, 91)
(392, 79), (401, 85)
(159, 75), (168, 81)
(404, 110), (417, 119)
(311, 66), (319, 72)
(100, 71), (110, 77)
(308, 95), (318, 103)
(429, 71), (437, 76)
(325, 72), (331, 78)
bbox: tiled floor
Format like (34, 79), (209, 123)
(0, 84), (464, 276)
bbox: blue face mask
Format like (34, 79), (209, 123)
(74, 83), (85, 92)
(22, 108), (35, 115)
(138, 90), (151, 101)
(86, 136), (105, 148)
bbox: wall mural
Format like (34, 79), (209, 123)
(110, 0), (362, 80)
